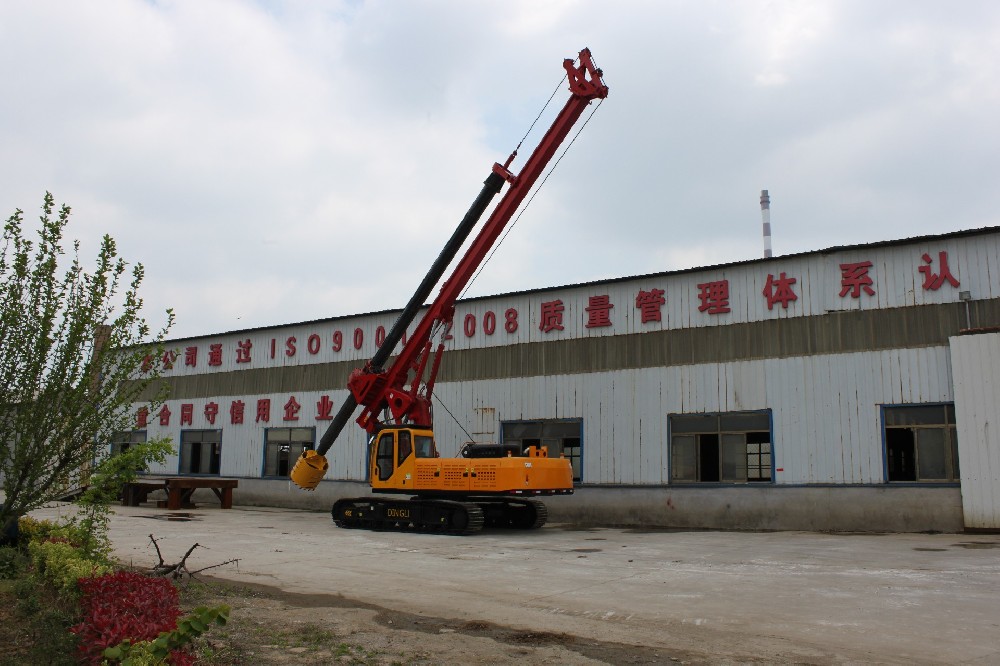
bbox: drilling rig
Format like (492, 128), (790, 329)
(291, 48), (608, 534)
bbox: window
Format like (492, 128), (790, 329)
(375, 432), (394, 481)
(414, 434), (437, 458)
(500, 419), (583, 482)
(263, 427), (315, 478)
(110, 430), (146, 456)
(179, 430), (222, 475)
(669, 411), (772, 483)
(883, 404), (958, 482)
(397, 430), (412, 465)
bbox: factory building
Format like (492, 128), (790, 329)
(127, 225), (1000, 532)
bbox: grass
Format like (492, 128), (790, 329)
(0, 571), (80, 665)
(0, 552), (425, 665)
(178, 580), (392, 665)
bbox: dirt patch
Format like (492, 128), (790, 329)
(188, 576), (701, 665)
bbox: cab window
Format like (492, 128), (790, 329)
(397, 430), (412, 465)
(376, 432), (394, 481)
(415, 435), (438, 458)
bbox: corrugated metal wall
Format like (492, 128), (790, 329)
(148, 231), (1000, 382)
(136, 229), (994, 490)
(143, 387), (368, 479)
(141, 346), (953, 486)
(424, 346), (952, 486)
(950, 331), (1000, 529)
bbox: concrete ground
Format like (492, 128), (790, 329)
(32, 503), (1000, 664)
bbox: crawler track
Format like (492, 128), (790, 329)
(475, 498), (548, 529)
(332, 497), (485, 535)
(330, 497), (549, 534)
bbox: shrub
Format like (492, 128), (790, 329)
(9, 570), (81, 664)
(17, 516), (59, 546)
(104, 604), (229, 666)
(103, 640), (164, 665)
(18, 516), (95, 550)
(28, 539), (112, 596)
(70, 570), (184, 665)
(0, 545), (28, 579)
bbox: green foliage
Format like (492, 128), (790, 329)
(103, 604), (231, 665)
(28, 538), (112, 597)
(67, 437), (174, 559)
(103, 640), (164, 665)
(17, 515), (59, 546)
(6, 574), (81, 664)
(0, 192), (174, 538)
(0, 545), (28, 579)
(18, 516), (93, 551)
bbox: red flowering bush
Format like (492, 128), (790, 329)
(70, 570), (184, 665)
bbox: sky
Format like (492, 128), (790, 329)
(2, 0), (999, 340)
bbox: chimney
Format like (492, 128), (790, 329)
(760, 189), (772, 258)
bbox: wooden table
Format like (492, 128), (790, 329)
(121, 477), (239, 509)
(165, 477), (238, 509)
(121, 479), (167, 507)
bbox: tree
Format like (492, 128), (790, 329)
(0, 193), (173, 536)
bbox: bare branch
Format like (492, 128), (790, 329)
(145, 535), (238, 583)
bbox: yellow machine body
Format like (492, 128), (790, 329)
(291, 426), (573, 496)
(368, 427), (573, 495)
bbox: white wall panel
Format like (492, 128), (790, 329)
(140, 343), (956, 487)
(136, 230), (992, 496)
(141, 388), (371, 481)
(950, 333), (1000, 529)
(407, 345), (952, 487)
(151, 232), (998, 384)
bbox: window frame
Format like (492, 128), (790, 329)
(499, 418), (584, 483)
(261, 426), (316, 479)
(375, 431), (395, 481)
(178, 429), (223, 476)
(110, 430), (147, 457)
(668, 410), (774, 485)
(881, 403), (959, 484)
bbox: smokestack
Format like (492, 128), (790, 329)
(760, 189), (772, 258)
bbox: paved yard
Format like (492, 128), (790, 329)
(32, 502), (1000, 664)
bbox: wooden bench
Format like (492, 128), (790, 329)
(121, 479), (168, 507)
(121, 477), (238, 509)
(164, 477), (239, 510)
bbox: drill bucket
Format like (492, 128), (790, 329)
(290, 450), (329, 490)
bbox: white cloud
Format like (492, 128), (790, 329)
(2, 0), (1000, 338)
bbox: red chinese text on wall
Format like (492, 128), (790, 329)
(919, 251), (960, 291)
(316, 395), (334, 420)
(635, 288), (665, 323)
(230, 400), (245, 425)
(236, 339), (252, 363)
(839, 261), (875, 298)
(204, 402), (219, 425)
(585, 295), (614, 328)
(138, 394), (347, 430)
(762, 273), (798, 310)
(283, 396), (301, 421)
(208, 344), (223, 367)
(697, 280), (731, 315)
(539, 300), (565, 333)
(153, 246), (973, 374)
